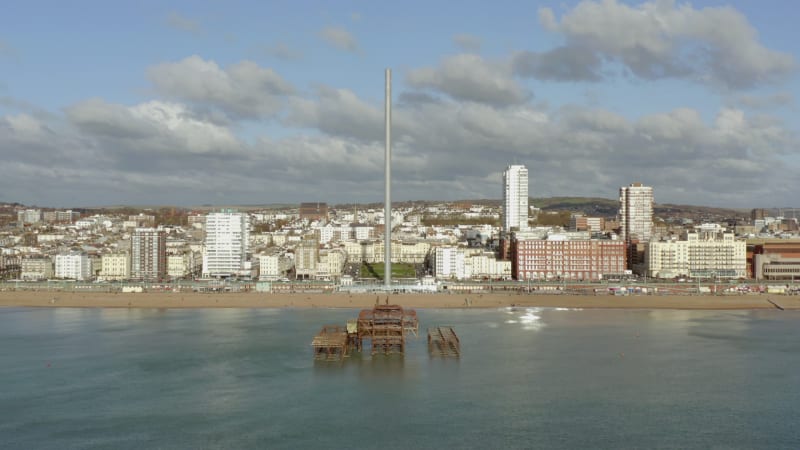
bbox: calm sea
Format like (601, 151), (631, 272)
(1, 306), (799, 449)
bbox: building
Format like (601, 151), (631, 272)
(570, 215), (605, 233)
(258, 254), (289, 280)
(43, 210), (80, 223)
(17, 209), (42, 227)
(318, 248), (347, 280)
(299, 202), (328, 222)
(502, 165), (529, 232)
(646, 232), (746, 279)
(0, 255), (21, 280)
(130, 228), (166, 281)
(751, 208), (767, 221)
(167, 253), (198, 279)
(434, 246), (467, 280)
(54, 253), (92, 280)
(128, 214), (156, 227)
(433, 246), (511, 280)
(512, 236), (626, 281)
(202, 211), (250, 278)
(295, 237), (319, 279)
(20, 257), (53, 281)
(100, 253), (130, 281)
(749, 239), (800, 280)
(619, 183), (653, 242)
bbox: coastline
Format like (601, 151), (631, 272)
(1, 291), (799, 310)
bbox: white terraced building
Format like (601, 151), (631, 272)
(100, 253), (130, 281)
(646, 231), (746, 279)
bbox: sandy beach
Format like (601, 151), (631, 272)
(1, 290), (799, 310)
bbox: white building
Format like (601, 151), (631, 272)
(435, 246), (464, 280)
(503, 165), (529, 232)
(166, 255), (186, 279)
(257, 254), (291, 280)
(203, 211), (250, 278)
(646, 232), (746, 279)
(433, 246), (510, 281)
(467, 252), (512, 280)
(54, 254), (92, 280)
(318, 248), (347, 280)
(100, 253), (130, 281)
(37, 234), (66, 244)
(17, 209), (42, 226)
(619, 183), (654, 242)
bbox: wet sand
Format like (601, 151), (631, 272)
(1, 291), (799, 310)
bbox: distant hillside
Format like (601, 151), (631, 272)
(531, 197), (619, 216)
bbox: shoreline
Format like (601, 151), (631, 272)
(2, 291), (799, 310)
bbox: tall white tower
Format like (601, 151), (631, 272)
(503, 165), (529, 232)
(619, 183), (654, 242)
(384, 68), (392, 288)
(203, 210), (250, 278)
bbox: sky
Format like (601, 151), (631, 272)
(0, 0), (798, 208)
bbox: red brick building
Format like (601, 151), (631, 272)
(512, 238), (626, 281)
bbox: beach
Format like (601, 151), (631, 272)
(1, 290), (799, 310)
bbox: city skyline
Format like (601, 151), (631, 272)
(1, 1), (798, 208)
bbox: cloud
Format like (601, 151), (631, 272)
(319, 26), (359, 52)
(165, 12), (202, 34)
(147, 56), (294, 119)
(512, 46), (603, 81)
(262, 42), (303, 61)
(279, 86), (798, 206)
(406, 54), (531, 106)
(733, 92), (794, 110)
(453, 34), (482, 52)
(3, 86), (799, 207)
(66, 98), (242, 156)
(286, 86), (392, 143)
(533, 0), (795, 89)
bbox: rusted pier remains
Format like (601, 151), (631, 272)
(428, 326), (460, 357)
(357, 305), (419, 355)
(312, 325), (350, 361)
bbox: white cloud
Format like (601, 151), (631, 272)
(147, 56), (294, 119)
(2, 97), (797, 207)
(407, 54), (531, 106)
(533, 0), (795, 88)
(66, 98), (241, 155)
(319, 26), (359, 52)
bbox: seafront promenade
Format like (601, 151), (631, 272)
(2, 290), (799, 310)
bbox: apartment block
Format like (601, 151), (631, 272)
(54, 254), (92, 280)
(131, 228), (166, 281)
(203, 211), (250, 278)
(647, 232), (746, 279)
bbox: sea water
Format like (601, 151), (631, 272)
(1, 307), (799, 449)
